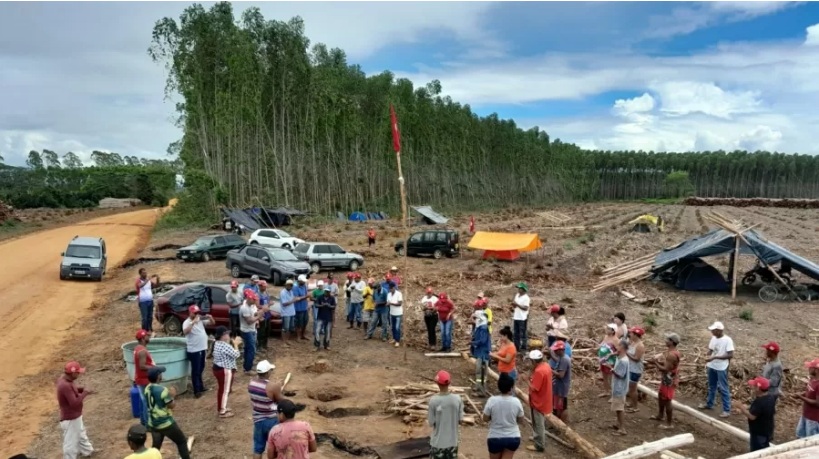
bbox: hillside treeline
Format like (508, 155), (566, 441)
(0, 150), (178, 208)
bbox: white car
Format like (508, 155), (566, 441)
(249, 228), (304, 250)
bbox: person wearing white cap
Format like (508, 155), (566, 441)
(527, 350), (552, 453)
(278, 279), (297, 345)
(698, 321), (734, 417)
(248, 360), (283, 459)
(293, 274), (311, 340)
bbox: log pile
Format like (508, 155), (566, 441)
(538, 211), (572, 225)
(591, 252), (659, 292)
(385, 383), (478, 426)
(684, 197), (819, 209)
(0, 200), (14, 223)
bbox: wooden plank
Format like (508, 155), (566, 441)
(372, 436), (431, 459)
(602, 434), (694, 459)
(731, 237), (740, 299)
(727, 437), (819, 459)
(424, 352), (462, 358)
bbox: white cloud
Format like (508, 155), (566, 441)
(650, 81), (761, 119)
(806, 24), (819, 46)
(645, 1), (799, 39)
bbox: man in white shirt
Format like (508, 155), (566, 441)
(699, 321), (735, 417)
(240, 291), (267, 374)
(511, 282), (531, 352)
(182, 305), (214, 398)
(387, 282), (404, 347)
(346, 273), (366, 330)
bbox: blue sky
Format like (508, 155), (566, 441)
(1, 1), (819, 166)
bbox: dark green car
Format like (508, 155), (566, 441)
(176, 234), (247, 262)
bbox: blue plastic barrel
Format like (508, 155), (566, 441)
(130, 384), (142, 418)
(122, 337), (190, 395)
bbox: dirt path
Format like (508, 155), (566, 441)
(0, 208), (160, 456)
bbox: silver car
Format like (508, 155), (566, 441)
(292, 242), (364, 273)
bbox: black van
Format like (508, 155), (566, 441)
(394, 230), (460, 259)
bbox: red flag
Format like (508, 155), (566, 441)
(469, 215), (475, 233)
(390, 104), (401, 153)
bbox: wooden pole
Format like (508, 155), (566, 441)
(396, 151), (410, 362)
(462, 352), (606, 459)
(660, 451), (690, 459)
(727, 437), (819, 459)
(602, 433), (695, 459)
(746, 446), (819, 459)
(731, 236), (740, 299)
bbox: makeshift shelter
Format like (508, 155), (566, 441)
(221, 206), (306, 229)
(467, 231), (542, 261)
(631, 223), (651, 233)
(628, 214), (664, 233)
(349, 211), (368, 222)
(336, 212), (346, 221)
(411, 205), (449, 225)
(664, 258), (729, 292)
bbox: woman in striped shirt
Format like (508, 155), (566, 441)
(212, 326), (240, 418)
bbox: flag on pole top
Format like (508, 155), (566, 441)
(390, 104), (401, 154)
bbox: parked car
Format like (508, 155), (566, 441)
(248, 228), (304, 250)
(394, 229), (460, 259)
(154, 282), (282, 335)
(59, 236), (107, 281)
(226, 245), (311, 285)
(292, 242), (364, 274)
(176, 234), (246, 262)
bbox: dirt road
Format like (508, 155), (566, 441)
(0, 208), (160, 456)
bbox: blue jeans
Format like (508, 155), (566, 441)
(513, 319), (527, 351)
(439, 320), (453, 350)
(390, 315), (403, 342)
(797, 416), (819, 438)
(187, 350), (206, 394)
(312, 306), (319, 334)
(241, 331), (257, 372)
(315, 319), (333, 348)
(281, 316), (295, 333)
(705, 367), (731, 412)
(346, 302), (363, 324)
(138, 300), (154, 332)
(253, 417), (279, 454)
(367, 307), (389, 340)
(137, 384), (148, 426)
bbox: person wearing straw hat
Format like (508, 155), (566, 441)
(526, 349), (552, 453)
(738, 377), (776, 452)
(797, 358), (819, 438)
(511, 282), (530, 352)
(649, 333), (681, 429)
(428, 370), (464, 459)
(698, 321), (734, 418)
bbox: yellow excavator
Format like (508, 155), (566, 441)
(629, 214), (665, 233)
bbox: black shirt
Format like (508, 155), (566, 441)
(315, 295), (336, 322)
(748, 393), (776, 437)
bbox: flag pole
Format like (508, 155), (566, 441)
(391, 104), (411, 361)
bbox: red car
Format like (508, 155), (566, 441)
(154, 282), (282, 335)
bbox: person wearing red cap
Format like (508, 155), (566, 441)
(549, 340), (572, 422)
(428, 370), (464, 459)
(473, 293), (493, 334)
(738, 377), (776, 451)
(226, 280), (244, 338)
(436, 293), (456, 352)
(650, 333), (680, 429)
(625, 327), (646, 414)
(421, 287), (440, 350)
(761, 341), (783, 400)
(133, 329), (156, 427)
(57, 361), (95, 458)
(527, 350), (552, 453)
(241, 290), (266, 374)
(797, 358), (819, 438)
(545, 304), (567, 348)
(182, 304), (214, 398)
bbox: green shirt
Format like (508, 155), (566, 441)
(312, 288), (323, 301)
(145, 384), (175, 430)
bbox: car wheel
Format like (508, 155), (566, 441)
(231, 264), (241, 278)
(282, 243), (291, 250)
(433, 249), (443, 259)
(349, 260), (360, 271)
(202, 252), (211, 262)
(164, 316), (183, 336)
(59, 272), (66, 280)
(396, 247), (405, 256)
(95, 274), (103, 282)
(250, 240), (259, 245)
(310, 262), (321, 274)
(272, 271), (281, 285)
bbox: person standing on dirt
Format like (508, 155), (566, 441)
(388, 267), (402, 287)
(797, 358), (819, 438)
(310, 280), (324, 336)
(649, 333), (680, 429)
(294, 275), (311, 340)
(625, 327), (646, 414)
(612, 312), (628, 340)
(549, 340), (572, 422)
(471, 310), (491, 394)
(250, 360), (284, 459)
(491, 327), (517, 382)
(387, 282), (404, 347)
(124, 424), (161, 459)
(133, 329), (156, 427)
(314, 286), (337, 351)
(257, 280), (272, 351)
(474, 292), (492, 333)
(545, 304), (568, 348)
(597, 324), (619, 398)
(212, 326), (240, 418)
(248, 275), (261, 294)
(699, 321), (734, 418)
(511, 282), (530, 352)
(362, 277), (375, 333)
(144, 367), (191, 459)
(241, 290), (265, 374)
(428, 370), (464, 459)
(182, 305), (214, 398)
(267, 399), (318, 458)
(738, 377), (776, 452)
(422, 287), (440, 349)
(610, 339), (630, 435)
(482, 373), (524, 459)
(436, 292), (456, 352)
(526, 350), (552, 453)
(279, 280), (297, 345)
(227, 280), (243, 338)
(366, 280), (390, 341)
(761, 341), (784, 401)
(346, 273), (365, 330)
(57, 360), (96, 459)
(135, 268), (159, 333)
(367, 227), (377, 247)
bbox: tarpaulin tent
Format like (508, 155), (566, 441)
(662, 258), (729, 292)
(349, 212), (368, 222)
(221, 208), (264, 230)
(221, 206), (306, 229)
(467, 231), (542, 261)
(412, 206), (449, 225)
(337, 212), (347, 221)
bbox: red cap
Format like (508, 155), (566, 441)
(629, 327), (645, 337)
(346, 272), (355, 279)
(550, 341), (566, 351)
(426, 287), (434, 294)
(64, 361), (86, 374)
(259, 280), (267, 288)
(748, 377), (771, 391)
(805, 358), (819, 369)
(439, 292), (448, 300)
(549, 304), (560, 313)
(473, 299), (487, 308)
(762, 341), (780, 353)
(188, 305), (200, 314)
(230, 280), (239, 288)
(354, 272), (361, 278)
(135, 329), (149, 340)
(245, 291), (258, 302)
(434, 370), (451, 385)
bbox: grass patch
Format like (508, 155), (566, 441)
(739, 309), (754, 321)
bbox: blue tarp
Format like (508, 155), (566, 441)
(671, 258), (729, 292)
(349, 211), (368, 222)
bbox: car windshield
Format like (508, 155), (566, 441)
(276, 230), (292, 238)
(192, 237), (215, 246)
(65, 245), (101, 259)
(270, 250), (298, 261)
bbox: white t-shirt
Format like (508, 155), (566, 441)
(240, 303), (258, 333)
(388, 291), (404, 316)
(706, 335), (735, 372)
(547, 316), (568, 336)
(182, 318), (208, 353)
(513, 293), (530, 321)
(421, 295), (439, 311)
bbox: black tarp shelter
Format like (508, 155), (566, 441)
(221, 206), (306, 230)
(411, 205), (449, 225)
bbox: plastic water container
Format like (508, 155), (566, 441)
(122, 337), (190, 395)
(130, 384), (142, 419)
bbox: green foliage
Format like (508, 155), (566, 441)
(739, 309), (754, 321)
(663, 171), (696, 198)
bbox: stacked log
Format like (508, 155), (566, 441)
(385, 383), (478, 426)
(684, 197), (819, 209)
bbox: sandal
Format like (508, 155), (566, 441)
(612, 429), (627, 436)
(649, 415), (663, 421)
(625, 408), (640, 413)
(219, 411), (235, 418)
(659, 424), (674, 430)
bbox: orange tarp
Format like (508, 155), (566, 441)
(467, 232), (542, 252)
